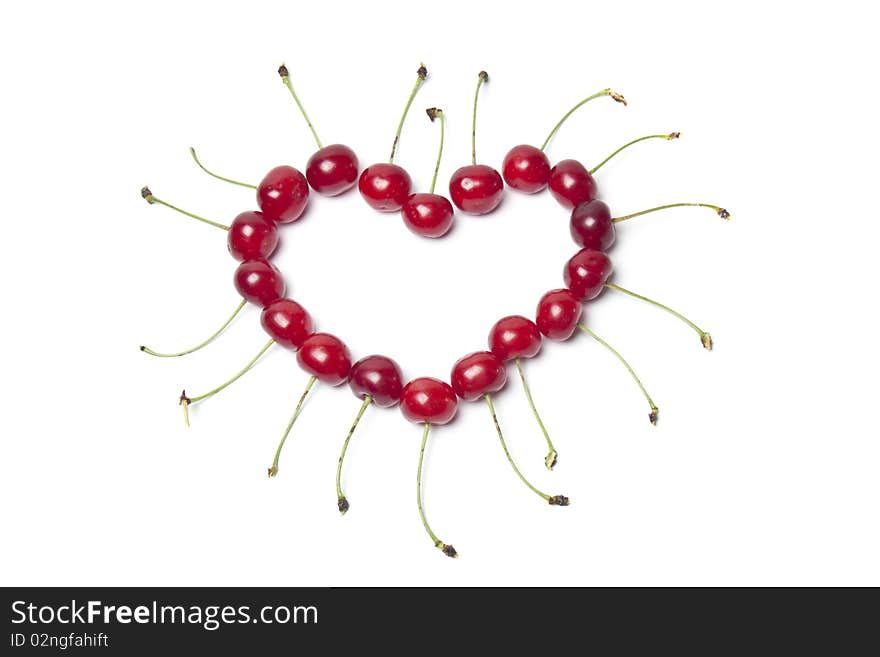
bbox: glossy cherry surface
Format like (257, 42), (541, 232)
(400, 378), (458, 425)
(449, 165), (504, 215)
(401, 193), (454, 238)
(358, 163), (412, 212)
(257, 165), (309, 224)
(570, 199), (615, 251)
(306, 144), (359, 196)
(489, 316), (542, 362)
(233, 259), (285, 307)
(349, 355), (404, 407)
(296, 333), (352, 386)
(451, 351), (508, 401)
(227, 211), (279, 262)
(548, 159), (597, 210)
(502, 144), (551, 193)
(564, 249), (613, 301)
(260, 298), (313, 350)
(536, 289), (583, 340)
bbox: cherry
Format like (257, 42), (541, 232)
(233, 259), (285, 307)
(570, 199), (615, 251)
(257, 165), (309, 223)
(451, 351), (507, 401)
(449, 71), (504, 215)
(400, 377), (458, 425)
(260, 298), (313, 350)
(548, 159), (597, 210)
(489, 315), (542, 362)
(296, 333), (352, 386)
(536, 288), (583, 341)
(401, 108), (454, 238)
(564, 248), (613, 301)
(501, 144), (551, 194)
(349, 355), (404, 408)
(227, 211), (279, 261)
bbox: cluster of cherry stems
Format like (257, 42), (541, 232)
(141, 64), (729, 558)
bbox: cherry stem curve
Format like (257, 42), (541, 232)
(590, 132), (680, 174)
(268, 375), (317, 477)
(540, 88), (627, 152)
(278, 63), (323, 149)
(336, 395), (373, 513)
(471, 71), (488, 165)
(389, 64), (428, 163)
(141, 298), (246, 358)
(189, 147), (257, 189)
(612, 203), (730, 223)
(417, 423), (457, 558)
(426, 108), (445, 194)
(515, 359), (558, 470)
(141, 187), (229, 231)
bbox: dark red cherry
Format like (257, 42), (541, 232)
(449, 164), (504, 215)
(400, 377), (458, 425)
(570, 199), (615, 251)
(450, 351), (507, 401)
(536, 289), (582, 340)
(489, 316), (542, 362)
(260, 298), (313, 350)
(564, 249), (613, 301)
(233, 259), (285, 307)
(296, 333), (352, 386)
(227, 211), (279, 262)
(358, 163), (412, 212)
(401, 193), (454, 238)
(257, 165), (309, 223)
(306, 144), (359, 196)
(548, 159), (597, 210)
(502, 144), (551, 193)
(349, 355), (404, 407)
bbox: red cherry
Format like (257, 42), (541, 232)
(564, 249), (613, 301)
(233, 259), (285, 307)
(489, 316), (542, 362)
(349, 355), (404, 407)
(449, 165), (503, 215)
(401, 193), (454, 238)
(358, 163), (412, 212)
(548, 159), (597, 210)
(451, 351), (508, 401)
(257, 165), (309, 223)
(570, 199), (615, 251)
(227, 211), (279, 262)
(306, 144), (359, 196)
(296, 333), (352, 386)
(260, 298), (313, 350)
(536, 289), (583, 340)
(400, 378), (458, 425)
(502, 144), (551, 193)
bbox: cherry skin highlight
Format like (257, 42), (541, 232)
(536, 289), (583, 340)
(297, 333), (352, 386)
(564, 249), (613, 301)
(502, 144), (551, 193)
(358, 163), (412, 212)
(548, 159), (597, 210)
(400, 378), (458, 425)
(451, 351), (508, 401)
(449, 165), (504, 215)
(349, 355), (404, 408)
(306, 144), (359, 196)
(401, 193), (454, 238)
(257, 165), (309, 223)
(233, 259), (285, 307)
(570, 199), (615, 251)
(260, 298), (313, 350)
(227, 211), (279, 262)
(489, 316), (542, 362)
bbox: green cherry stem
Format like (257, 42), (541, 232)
(590, 132), (680, 174)
(471, 71), (489, 165)
(417, 423), (457, 558)
(389, 64), (428, 163)
(277, 64), (323, 149)
(613, 203), (730, 223)
(426, 107), (445, 194)
(577, 324), (658, 425)
(140, 299), (246, 358)
(268, 376), (317, 477)
(605, 282), (713, 350)
(336, 395), (373, 513)
(515, 359), (558, 470)
(189, 147), (257, 189)
(141, 187), (229, 231)
(540, 88), (627, 152)
(485, 395), (569, 506)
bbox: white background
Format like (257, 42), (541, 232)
(1, 1), (877, 586)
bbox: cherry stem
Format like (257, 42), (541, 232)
(141, 187), (229, 231)
(540, 88), (627, 152)
(426, 108), (445, 194)
(590, 132), (680, 174)
(515, 359), (558, 470)
(278, 64), (323, 149)
(612, 203), (730, 223)
(268, 376), (317, 477)
(389, 64), (428, 163)
(416, 423), (457, 558)
(336, 395), (373, 513)
(471, 71), (488, 165)
(605, 282), (713, 350)
(189, 147), (257, 189)
(485, 395), (569, 506)
(141, 298), (246, 358)
(577, 324), (658, 425)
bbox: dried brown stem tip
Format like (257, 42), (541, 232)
(548, 495), (570, 506)
(478, 70), (489, 82)
(649, 407), (659, 425)
(701, 333), (714, 350)
(441, 544), (458, 558)
(718, 208), (731, 220)
(337, 497), (350, 514)
(668, 132), (681, 139)
(267, 466), (277, 478)
(417, 64), (427, 79)
(179, 390), (191, 428)
(609, 90), (627, 105)
(277, 64), (289, 78)
(545, 450), (558, 471)
(141, 186), (154, 203)
(426, 107), (442, 122)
